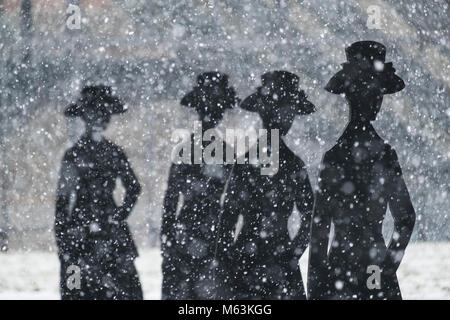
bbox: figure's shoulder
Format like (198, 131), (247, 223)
(288, 156), (310, 183)
(378, 142), (397, 161)
(273, 141), (303, 170)
(63, 144), (81, 162)
(170, 161), (191, 176)
(104, 138), (119, 149)
(105, 139), (126, 156)
(290, 152), (306, 171)
(380, 143), (402, 174)
(384, 142), (396, 156)
(322, 144), (345, 164)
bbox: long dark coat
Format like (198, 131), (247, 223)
(55, 135), (143, 300)
(220, 140), (314, 299)
(308, 125), (415, 300)
(161, 135), (232, 299)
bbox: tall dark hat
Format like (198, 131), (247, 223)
(65, 85), (126, 118)
(240, 70), (316, 115)
(181, 72), (240, 114)
(325, 41), (405, 95)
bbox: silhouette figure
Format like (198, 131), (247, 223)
(308, 41), (416, 300)
(161, 72), (239, 299)
(55, 85), (143, 300)
(220, 71), (316, 299)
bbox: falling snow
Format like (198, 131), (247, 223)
(0, 0), (448, 300)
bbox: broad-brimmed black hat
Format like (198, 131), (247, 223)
(325, 41), (405, 95)
(241, 70), (316, 115)
(181, 72), (239, 114)
(65, 85), (126, 118)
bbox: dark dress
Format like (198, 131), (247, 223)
(221, 140), (314, 299)
(161, 135), (232, 299)
(55, 135), (143, 300)
(309, 124), (414, 300)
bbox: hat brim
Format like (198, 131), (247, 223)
(382, 73), (405, 94)
(325, 63), (405, 95)
(240, 91), (316, 115)
(181, 86), (238, 112)
(64, 103), (83, 117)
(180, 89), (198, 108)
(240, 93), (264, 112)
(64, 96), (126, 118)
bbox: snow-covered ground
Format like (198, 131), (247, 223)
(0, 242), (449, 300)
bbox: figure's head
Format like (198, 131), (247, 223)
(345, 85), (384, 122)
(241, 71), (316, 136)
(81, 106), (111, 134)
(65, 85), (126, 136)
(181, 72), (240, 130)
(259, 102), (298, 136)
(325, 41), (405, 123)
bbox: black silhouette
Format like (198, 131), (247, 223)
(308, 41), (416, 300)
(220, 71), (316, 299)
(161, 72), (239, 299)
(55, 85), (143, 300)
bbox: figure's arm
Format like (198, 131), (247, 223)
(307, 160), (333, 300)
(218, 165), (242, 253)
(161, 164), (183, 250)
(116, 149), (141, 220)
(291, 165), (314, 258)
(54, 155), (78, 260)
(383, 150), (416, 275)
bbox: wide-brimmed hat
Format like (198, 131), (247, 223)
(325, 41), (405, 95)
(181, 72), (240, 114)
(240, 70), (316, 115)
(65, 85), (126, 118)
